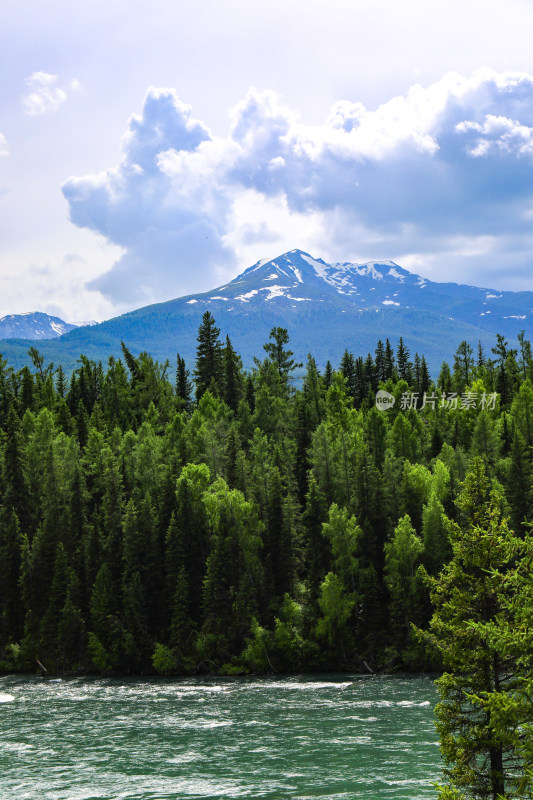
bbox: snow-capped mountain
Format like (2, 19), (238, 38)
(0, 250), (532, 375)
(183, 249), (532, 333)
(187, 251), (417, 309)
(0, 312), (79, 340)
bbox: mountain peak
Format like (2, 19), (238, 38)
(0, 312), (79, 340)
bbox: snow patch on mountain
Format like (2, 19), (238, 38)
(301, 253), (331, 282)
(388, 268), (405, 281)
(260, 285), (286, 300)
(236, 290), (259, 302)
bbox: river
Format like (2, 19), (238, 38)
(0, 673), (441, 799)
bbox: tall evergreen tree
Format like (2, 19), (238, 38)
(453, 340), (474, 392)
(263, 327), (302, 385)
(175, 354), (193, 412)
(2, 404), (31, 532)
(375, 340), (386, 383)
(396, 337), (411, 382)
(420, 459), (529, 800)
(194, 312), (223, 400)
(222, 335), (243, 412)
(384, 338), (395, 379)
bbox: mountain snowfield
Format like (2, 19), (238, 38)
(0, 250), (532, 375)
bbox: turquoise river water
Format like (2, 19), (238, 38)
(0, 674), (441, 800)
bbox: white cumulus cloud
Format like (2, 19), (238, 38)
(0, 133), (8, 156)
(63, 69), (533, 305)
(22, 72), (80, 116)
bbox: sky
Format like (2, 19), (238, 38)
(3, 0), (533, 321)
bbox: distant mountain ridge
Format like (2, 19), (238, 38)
(1, 250), (532, 375)
(0, 312), (78, 340)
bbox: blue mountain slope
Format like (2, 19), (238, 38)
(1, 250), (531, 376)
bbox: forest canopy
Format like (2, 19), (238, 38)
(0, 318), (532, 679)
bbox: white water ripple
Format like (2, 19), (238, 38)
(0, 675), (441, 800)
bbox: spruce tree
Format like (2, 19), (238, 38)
(420, 459), (529, 799)
(175, 354), (193, 411)
(453, 340), (474, 392)
(194, 312), (223, 401)
(396, 337), (411, 382)
(375, 339), (386, 383)
(0, 507), (23, 643)
(263, 327), (302, 385)
(323, 360), (333, 389)
(3, 404), (31, 532)
(120, 341), (141, 383)
(419, 355), (431, 394)
(222, 335), (243, 412)
(384, 339), (395, 379)
(340, 350), (356, 399)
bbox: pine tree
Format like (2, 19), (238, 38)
(55, 365), (67, 398)
(263, 327), (302, 385)
(175, 354), (193, 412)
(477, 340), (486, 370)
(492, 333), (516, 407)
(384, 339), (395, 379)
(2, 404), (31, 532)
(517, 330), (532, 380)
(453, 340), (474, 393)
(120, 341), (141, 383)
(396, 337), (411, 382)
(194, 312), (223, 400)
(323, 360), (333, 389)
(222, 335), (243, 412)
(303, 355), (324, 427)
(413, 353), (422, 394)
(375, 340), (386, 383)
(0, 507), (23, 643)
(511, 378), (533, 460)
(353, 356), (366, 406)
(20, 367), (35, 413)
(263, 467), (294, 615)
(340, 350), (356, 399)
(438, 362), (453, 394)
(507, 430), (531, 534)
(40, 542), (70, 665)
(294, 393), (312, 507)
(419, 459), (528, 799)
(364, 352), (376, 394)
(419, 356), (431, 394)
(88, 562), (120, 671)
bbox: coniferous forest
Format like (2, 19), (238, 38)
(0, 314), (532, 682)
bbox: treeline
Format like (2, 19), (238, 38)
(0, 315), (532, 675)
